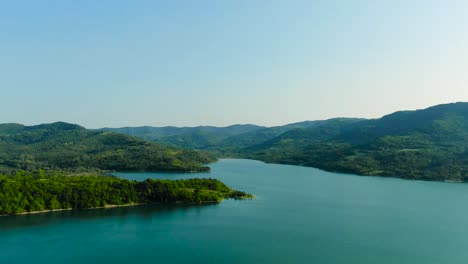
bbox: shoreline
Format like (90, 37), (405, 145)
(220, 158), (467, 184)
(0, 200), (236, 217)
(0, 203), (145, 217)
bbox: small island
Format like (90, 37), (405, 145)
(0, 170), (253, 216)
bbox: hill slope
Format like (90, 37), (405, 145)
(0, 122), (215, 172)
(217, 118), (364, 152)
(247, 103), (468, 181)
(100, 124), (265, 149)
(95, 103), (468, 181)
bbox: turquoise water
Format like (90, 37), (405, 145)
(2, 159), (468, 263)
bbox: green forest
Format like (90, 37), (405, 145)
(0, 122), (216, 172)
(0, 122), (254, 216)
(245, 103), (468, 181)
(0, 170), (252, 215)
(103, 103), (468, 182)
(1, 103), (467, 215)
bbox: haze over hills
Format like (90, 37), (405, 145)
(100, 124), (265, 141)
(99, 124), (266, 149)
(100, 118), (364, 150)
(0, 122), (215, 172)
(102, 102), (468, 181)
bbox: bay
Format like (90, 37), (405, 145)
(1, 159), (468, 263)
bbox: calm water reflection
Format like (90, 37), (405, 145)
(2, 159), (468, 264)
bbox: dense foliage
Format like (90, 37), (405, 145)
(5, 103), (468, 182)
(103, 103), (468, 182)
(0, 122), (216, 172)
(246, 103), (468, 181)
(0, 170), (251, 215)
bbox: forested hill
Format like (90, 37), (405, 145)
(217, 118), (364, 152)
(99, 124), (265, 149)
(100, 118), (363, 151)
(99, 102), (468, 181)
(0, 122), (215, 172)
(247, 103), (468, 181)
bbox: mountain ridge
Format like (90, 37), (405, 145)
(0, 122), (215, 172)
(4, 102), (468, 181)
(97, 102), (468, 181)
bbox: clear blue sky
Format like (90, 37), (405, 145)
(1, 0), (467, 128)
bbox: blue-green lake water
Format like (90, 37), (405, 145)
(2, 159), (468, 263)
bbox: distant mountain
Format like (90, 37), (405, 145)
(100, 124), (265, 149)
(335, 103), (468, 142)
(96, 102), (468, 181)
(218, 118), (364, 151)
(0, 122), (215, 172)
(247, 103), (468, 181)
(0, 123), (25, 135)
(101, 119), (364, 152)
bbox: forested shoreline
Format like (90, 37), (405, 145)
(104, 103), (468, 182)
(0, 170), (252, 215)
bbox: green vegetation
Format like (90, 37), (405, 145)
(0, 122), (215, 172)
(0, 170), (251, 215)
(0, 123), (253, 216)
(102, 102), (468, 182)
(4, 103), (468, 183)
(246, 103), (468, 181)
(100, 124), (265, 149)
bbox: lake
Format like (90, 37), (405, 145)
(1, 159), (468, 263)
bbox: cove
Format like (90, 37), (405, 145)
(1, 159), (468, 264)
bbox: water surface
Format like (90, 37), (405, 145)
(2, 159), (468, 263)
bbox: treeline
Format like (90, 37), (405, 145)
(0, 122), (216, 172)
(249, 140), (468, 181)
(0, 171), (252, 215)
(244, 103), (468, 182)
